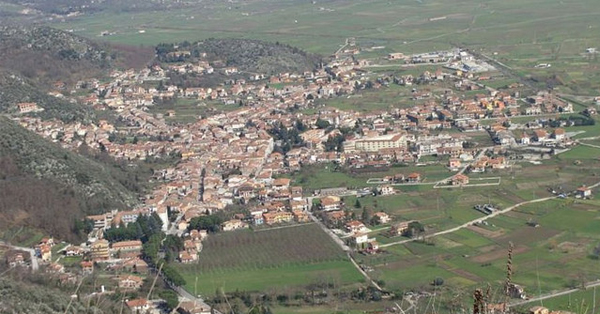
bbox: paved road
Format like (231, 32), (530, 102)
(509, 280), (600, 308)
(0, 241), (38, 271)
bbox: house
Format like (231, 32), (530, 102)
(323, 210), (346, 224)
(389, 221), (412, 236)
(290, 199), (308, 211)
(364, 241), (380, 254)
(451, 174), (470, 185)
(221, 219), (247, 231)
(80, 261), (94, 275)
(111, 240), (143, 258)
(5, 250), (27, 267)
(533, 129), (548, 142)
(407, 172), (421, 183)
(377, 185), (395, 195)
(46, 262), (65, 274)
(529, 306), (549, 314)
(179, 301), (212, 314)
(448, 158), (462, 170)
(349, 233), (369, 247)
(272, 178), (291, 191)
(372, 212), (390, 224)
(575, 186), (592, 198)
(118, 275), (144, 290)
(292, 210), (311, 223)
(552, 128), (566, 141)
(40, 237), (55, 247)
(38, 244), (52, 262)
(122, 257), (148, 273)
(345, 220), (367, 234)
(17, 102), (43, 113)
(91, 239), (110, 261)
(262, 211), (293, 224)
(320, 196), (342, 211)
(126, 298), (149, 313)
(65, 246), (83, 257)
(179, 251), (197, 264)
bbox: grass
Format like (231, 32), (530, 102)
(182, 260), (364, 297)
(175, 224), (363, 296)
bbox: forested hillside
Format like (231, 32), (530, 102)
(0, 117), (146, 240)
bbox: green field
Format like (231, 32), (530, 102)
(50, 0), (600, 95)
(176, 224), (363, 296)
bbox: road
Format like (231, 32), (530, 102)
(0, 241), (39, 271)
(306, 209), (385, 291)
(380, 195), (557, 248)
(509, 280), (600, 308)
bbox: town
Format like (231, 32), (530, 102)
(4, 39), (599, 314)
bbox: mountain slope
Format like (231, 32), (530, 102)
(0, 70), (95, 122)
(0, 117), (142, 240)
(0, 25), (112, 85)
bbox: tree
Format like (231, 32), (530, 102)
(354, 199), (361, 209)
(315, 118), (331, 129)
(405, 221), (425, 238)
(361, 206), (372, 224)
(162, 264), (186, 286)
(159, 290), (179, 311)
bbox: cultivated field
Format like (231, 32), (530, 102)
(176, 224), (363, 296)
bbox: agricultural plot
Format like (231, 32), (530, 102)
(176, 224), (363, 296)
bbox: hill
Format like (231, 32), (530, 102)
(0, 25), (154, 122)
(0, 25), (112, 85)
(157, 38), (323, 76)
(0, 117), (144, 241)
(0, 70), (95, 123)
(0, 276), (118, 313)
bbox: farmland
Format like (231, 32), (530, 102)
(50, 0), (600, 95)
(176, 224), (364, 296)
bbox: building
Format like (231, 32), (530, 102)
(349, 233), (369, 247)
(292, 210), (311, 223)
(91, 239), (110, 261)
(448, 158), (462, 170)
(221, 219), (247, 231)
(529, 306), (549, 314)
(451, 174), (469, 185)
(575, 186), (592, 198)
(345, 220), (367, 234)
(353, 133), (407, 152)
(372, 212), (391, 224)
(118, 275), (144, 290)
(320, 196), (341, 211)
(17, 102), (43, 113)
(407, 172), (421, 183)
(378, 185), (395, 195)
(179, 301), (212, 314)
(80, 261), (94, 274)
(389, 221), (413, 236)
(111, 240), (143, 258)
(262, 211), (293, 225)
(126, 298), (149, 313)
